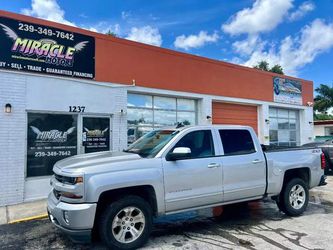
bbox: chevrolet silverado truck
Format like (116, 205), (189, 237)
(47, 125), (327, 249)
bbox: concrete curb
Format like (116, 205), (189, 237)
(0, 199), (47, 225)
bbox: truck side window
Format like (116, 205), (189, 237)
(219, 129), (256, 155)
(173, 130), (215, 158)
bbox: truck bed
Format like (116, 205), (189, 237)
(264, 147), (323, 196)
(262, 145), (316, 152)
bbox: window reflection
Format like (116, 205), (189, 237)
(128, 93), (152, 108)
(154, 110), (177, 126)
(127, 94), (197, 144)
(177, 112), (196, 125)
(177, 99), (196, 111)
(154, 96), (176, 110)
(269, 108), (299, 146)
(127, 108), (153, 125)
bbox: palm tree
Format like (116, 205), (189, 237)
(314, 84), (333, 113)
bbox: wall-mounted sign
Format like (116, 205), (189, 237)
(0, 16), (95, 79)
(273, 77), (302, 105)
(27, 113), (78, 177)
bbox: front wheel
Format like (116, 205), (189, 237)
(276, 178), (309, 216)
(99, 195), (153, 249)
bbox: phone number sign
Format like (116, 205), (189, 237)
(0, 16), (95, 79)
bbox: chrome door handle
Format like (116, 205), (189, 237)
(252, 159), (263, 164)
(208, 163), (221, 168)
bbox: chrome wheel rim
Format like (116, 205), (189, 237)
(112, 206), (145, 244)
(289, 184), (306, 210)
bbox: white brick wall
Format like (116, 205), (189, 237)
(0, 72), (26, 206)
(0, 71), (129, 206)
(111, 88), (128, 151)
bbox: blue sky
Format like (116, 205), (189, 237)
(1, 0), (333, 89)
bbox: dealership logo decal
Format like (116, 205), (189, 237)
(0, 24), (88, 67)
(84, 127), (109, 137)
(30, 126), (75, 142)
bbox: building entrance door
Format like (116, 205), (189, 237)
(81, 116), (111, 154)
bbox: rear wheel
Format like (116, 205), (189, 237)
(99, 195), (153, 249)
(276, 178), (309, 216)
(324, 157), (331, 175)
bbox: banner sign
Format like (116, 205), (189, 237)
(273, 77), (302, 105)
(82, 117), (110, 153)
(27, 113), (78, 177)
(0, 16), (95, 79)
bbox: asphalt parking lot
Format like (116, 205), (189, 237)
(1, 176), (333, 250)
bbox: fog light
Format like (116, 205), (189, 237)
(63, 211), (69, 224)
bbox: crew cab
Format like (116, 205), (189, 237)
(47, 125), (326, 249)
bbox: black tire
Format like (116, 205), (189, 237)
(276, 198), (286, 214)
(324, 157), (331, 175)
(324, 166), (330, 175)
(99, 195), (153, 250)
(276, 178), (309, 216)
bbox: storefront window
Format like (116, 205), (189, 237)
(128, 93), (152, 108)
(269, 108), (299, 146)
(27, 113), (78, 177)
(154, 110), (177, 126)
(127, 93), (197, 144)
(154, 96), (176, 110)
(127, 108), (154, 125)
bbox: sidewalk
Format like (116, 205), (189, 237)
(0, 199), (47, 225)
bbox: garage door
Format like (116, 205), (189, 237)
(212, 102), (258, 134)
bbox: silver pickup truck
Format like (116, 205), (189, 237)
(47, 125), (327, 249)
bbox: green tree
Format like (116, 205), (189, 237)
(253, 60), (284, 75)
(314, 84), (333, 113)
(105, 30), (117, 37)
(270, 64), (284, 74)
(314, 113), (333, 121)
(254, 60), (269, 71)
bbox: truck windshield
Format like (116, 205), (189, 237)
(124, 129), (179, 158)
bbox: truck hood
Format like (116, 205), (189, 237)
(53, 151), (142, 174)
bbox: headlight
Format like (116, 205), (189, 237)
(54, 174), (83, 185)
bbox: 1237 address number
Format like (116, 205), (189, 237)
(69, 106), (85, 113)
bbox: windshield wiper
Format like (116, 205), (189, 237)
(123, 149), (148, 158)
(123, 149), (141, 154)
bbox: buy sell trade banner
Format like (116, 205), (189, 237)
(0, 16), (95, 79)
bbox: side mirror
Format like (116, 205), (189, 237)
(166, 147), (191, 161)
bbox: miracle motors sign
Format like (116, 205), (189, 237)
(0, 16), (95, 79)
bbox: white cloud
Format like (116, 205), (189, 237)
(85, 22), (120, 35)
(232, 35), (266, 55)
(174, 31), (219, 50)
(222, 0), (293, 35)
(121, 11), (131, 20)
(125, 26), (162, 46)
(289, 1), (315, 21)
(21, 0), (75, 26)
(241, 19), (333, 75)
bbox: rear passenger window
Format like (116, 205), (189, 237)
(219, 129), (256, 155)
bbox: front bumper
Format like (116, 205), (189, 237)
(319, 175), (327, 186)
(47, 191), (97, 243)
